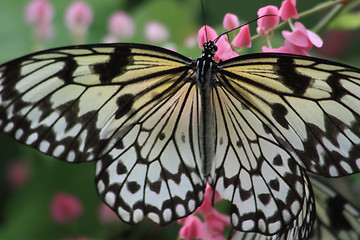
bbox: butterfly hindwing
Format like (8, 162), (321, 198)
(210, 77), (310, 234)
(95, 73), (207, 224)
(309, 177), (360, 240)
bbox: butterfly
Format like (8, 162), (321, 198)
(1, 40), (360, 238)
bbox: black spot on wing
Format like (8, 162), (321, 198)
(272, 103), (289, 129)
(327, 74), (346, 100)
(258, 193), (271, 205)
(58, 57), (78, 83)
(127, 181), (141, 194)
(158, 132), (165, 140)
(115, 94), (135, 119)
(92, 46), (132, 83)
(328, 195), (351, 230)
(276, 56), (311, 95)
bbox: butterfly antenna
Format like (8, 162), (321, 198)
(214, 14), (277, 43)
(201, 0), (208, 42)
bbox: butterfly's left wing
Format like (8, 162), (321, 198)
(209, 53), (360, 236)
(228, 172), (315, 240)
(0, 43), (207, 225)
(229, 176), (360, 240)
(217, 53), (360, 177)
(309, 176), (360, 240)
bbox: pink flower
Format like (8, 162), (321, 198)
(24, 0), (54, 41)
(223, 13), (239, 31)
(197, 25), (218, 49)
(7, 160), (30, 188)
(232, 24), (251, 48)
(98, 203), (119, 224)
(65, 1), (93, 41)
(279, 0), (298, 20)
(145, 21), (169, 44)
(178, 184), (231, 240)
(215, 37), (238, 61)
(107, 11), (135, 40)
(282, 22), (323, 52)
(25, 0), (54, 25)
(197, 26), (238, 61)
(50, 192), (83, 224)
(179, 215), (205, 240)
(257, 6), (280, 35)
(262, 45), (295, 54)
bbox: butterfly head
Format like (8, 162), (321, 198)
(202, 41), (217, 60)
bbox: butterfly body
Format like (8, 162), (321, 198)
(1, 42), (360, 239)
(195, 41), (218, 177)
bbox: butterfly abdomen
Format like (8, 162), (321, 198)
(196, 55), (217, 176)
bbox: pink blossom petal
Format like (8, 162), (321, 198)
(215, 37), (238, 61)
(178, 215), (205, 240)
(282, 29), (311, 49)
(198, 26), (218, 49)
(65, 1), (93, 34)
(108, 11), (134, 39)
(284, 41), (310, 56)
(307, 30), (323, 47)
(262, 45), (294, 54)
(257, 6), (279, 35)
(279, 0), (298, 20)
(232, 24), (251, 48)
(50, 192), (83, 224)
(223, 13), (239, 31)
(204, 210), (231, 234)
(25, 0), (54, 25)
(145, 21), (169, 44)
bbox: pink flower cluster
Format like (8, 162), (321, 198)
(197, 0), (323, 60)
(178, 184), (230, 240)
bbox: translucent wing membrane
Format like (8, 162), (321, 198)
(309, 177), (360, 240)
(218, 53), (360, 177)
(230, 176), (360, 240)
(0, 43), (206, 224)
(211, 78), (311, 234)
(95, 74), (206, 224)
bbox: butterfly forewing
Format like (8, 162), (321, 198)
(218, 53), (360, 177)
(0, 43), (191, 163)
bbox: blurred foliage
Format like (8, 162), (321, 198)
(0, 0), (359, 239)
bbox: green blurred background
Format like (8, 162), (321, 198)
(0, 0), (359, 239)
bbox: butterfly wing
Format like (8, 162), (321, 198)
(0, 43), (206, 224)
(209, 53), (360, 235)
(210, 72), (311, 234)
(309, 176), (360, 240)
(217, 53), (360, 177)
(229, 176), (360, 240)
